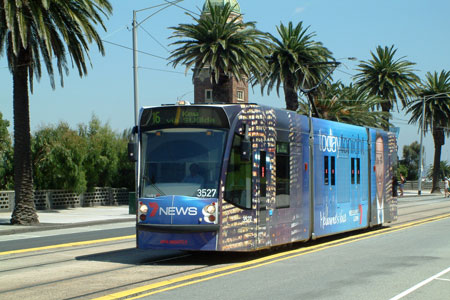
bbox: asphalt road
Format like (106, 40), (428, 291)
(0, 222), (136, 252)
(1, 196), (449, 300)
(142, 217), (450, 300)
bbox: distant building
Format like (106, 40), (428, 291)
(193, 0), (249, 104)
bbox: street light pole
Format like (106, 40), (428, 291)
(131, 1), (184, 125)
(131, 10), (140, 211)
(130, 1), (187, 200)
(415, 92), (450, 195)
(417, 96), (426, 195)
(132, 10), (139, 127)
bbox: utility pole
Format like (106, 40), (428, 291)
(417, 96), (426, 195)
(130, 2), (183, 202)
(132, 10), (139, 127)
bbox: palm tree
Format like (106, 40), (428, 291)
(298, 81), (390, 128)
(427, 161), (450, 181)
(257, 21), (333, 111)
(407, 70), (450, 193)
(0, 0), (112, 225)
(354, 45), (419, 130)
(168, 2), (268, 103)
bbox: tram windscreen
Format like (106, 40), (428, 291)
(140, 128), (227, 198)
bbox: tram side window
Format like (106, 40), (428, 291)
(351, 158), (361, 185)
(351, 158), (355, 184)
(330, 156), (336, 186)
(276, 142), (290, 208)
(260, 151), (267, 197)
(357, 158), (361, 184)
(224, 134), (252, 209)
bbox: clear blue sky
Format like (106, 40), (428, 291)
(1, 0), (450, 169)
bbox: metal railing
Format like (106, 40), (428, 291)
(0, 188), (129, 212)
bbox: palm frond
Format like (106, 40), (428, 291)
(1, 0), (112, 88)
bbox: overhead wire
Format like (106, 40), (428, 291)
(335, 68), (355, 77)
(136, 1), (182, 27)
(140, 25), (170, 53)
(101, 40), (167, 60)
(163, 0), (199, 16)
(139, 66), (190, 75)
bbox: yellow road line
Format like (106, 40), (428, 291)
(94, 213), (450, 300)
(0, 235), (135, 256)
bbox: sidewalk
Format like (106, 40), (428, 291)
(401, 189), (446, 198)
(0, 206), (135, 236)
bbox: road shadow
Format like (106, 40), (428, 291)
(75, 247), (257, 266)
(76, 226), (389, 267)
(76, 248), (186, 265)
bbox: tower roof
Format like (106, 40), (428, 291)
(202, 0), (241, 14)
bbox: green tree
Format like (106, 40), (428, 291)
(0, 0), (112, 224)
(354, 45), (419, 130)
(407, 70), (450, 193)
(258, 21), (333, 111)
(32, 123), (87, 193)
(427, 161), (450, 181)
(79, 116), (120, 191)
(400, 141), (422, 181)
(32, 120), (133, 193)
(169, 2), (268, 103)
(397, 164), (409, 180)
(299, 81), (390, 128)
(0, 112), (13, 190)
(111, 128), (135, 190)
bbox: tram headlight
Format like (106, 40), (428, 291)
(205, 203), (215, 214)
(139, 204), (148, 214)
(202, 203), (217, 224)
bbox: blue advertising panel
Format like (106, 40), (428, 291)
(137, 231), (217, 251)
(312, 118), (369, 237)
(369, 129), (396, 225)
(137, 195), (218, 250)
(139, 196), (218, 225)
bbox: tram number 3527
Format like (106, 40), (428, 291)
(196, 189), (217, 198)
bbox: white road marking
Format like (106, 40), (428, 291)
(390, 266), (450, 300)
(435, 278), (450, 282)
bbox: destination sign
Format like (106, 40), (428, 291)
(140, 106), (229, 129)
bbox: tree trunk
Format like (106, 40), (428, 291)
(283, 76), (298, 111)
(380, 99), (392, 131)
(10, 49), (39, 225)
(431, 125), (444, 194)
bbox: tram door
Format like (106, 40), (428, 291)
(324, 155), (337, 217)
(257, 150), (268, 247)
(350, 157), (361, 211)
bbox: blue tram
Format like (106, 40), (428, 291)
(131, 103), (397, 251)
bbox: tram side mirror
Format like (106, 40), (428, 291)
(128, 126), (138, 162)
(240, 139), (251, 161)
(128, 142), (137, 162)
